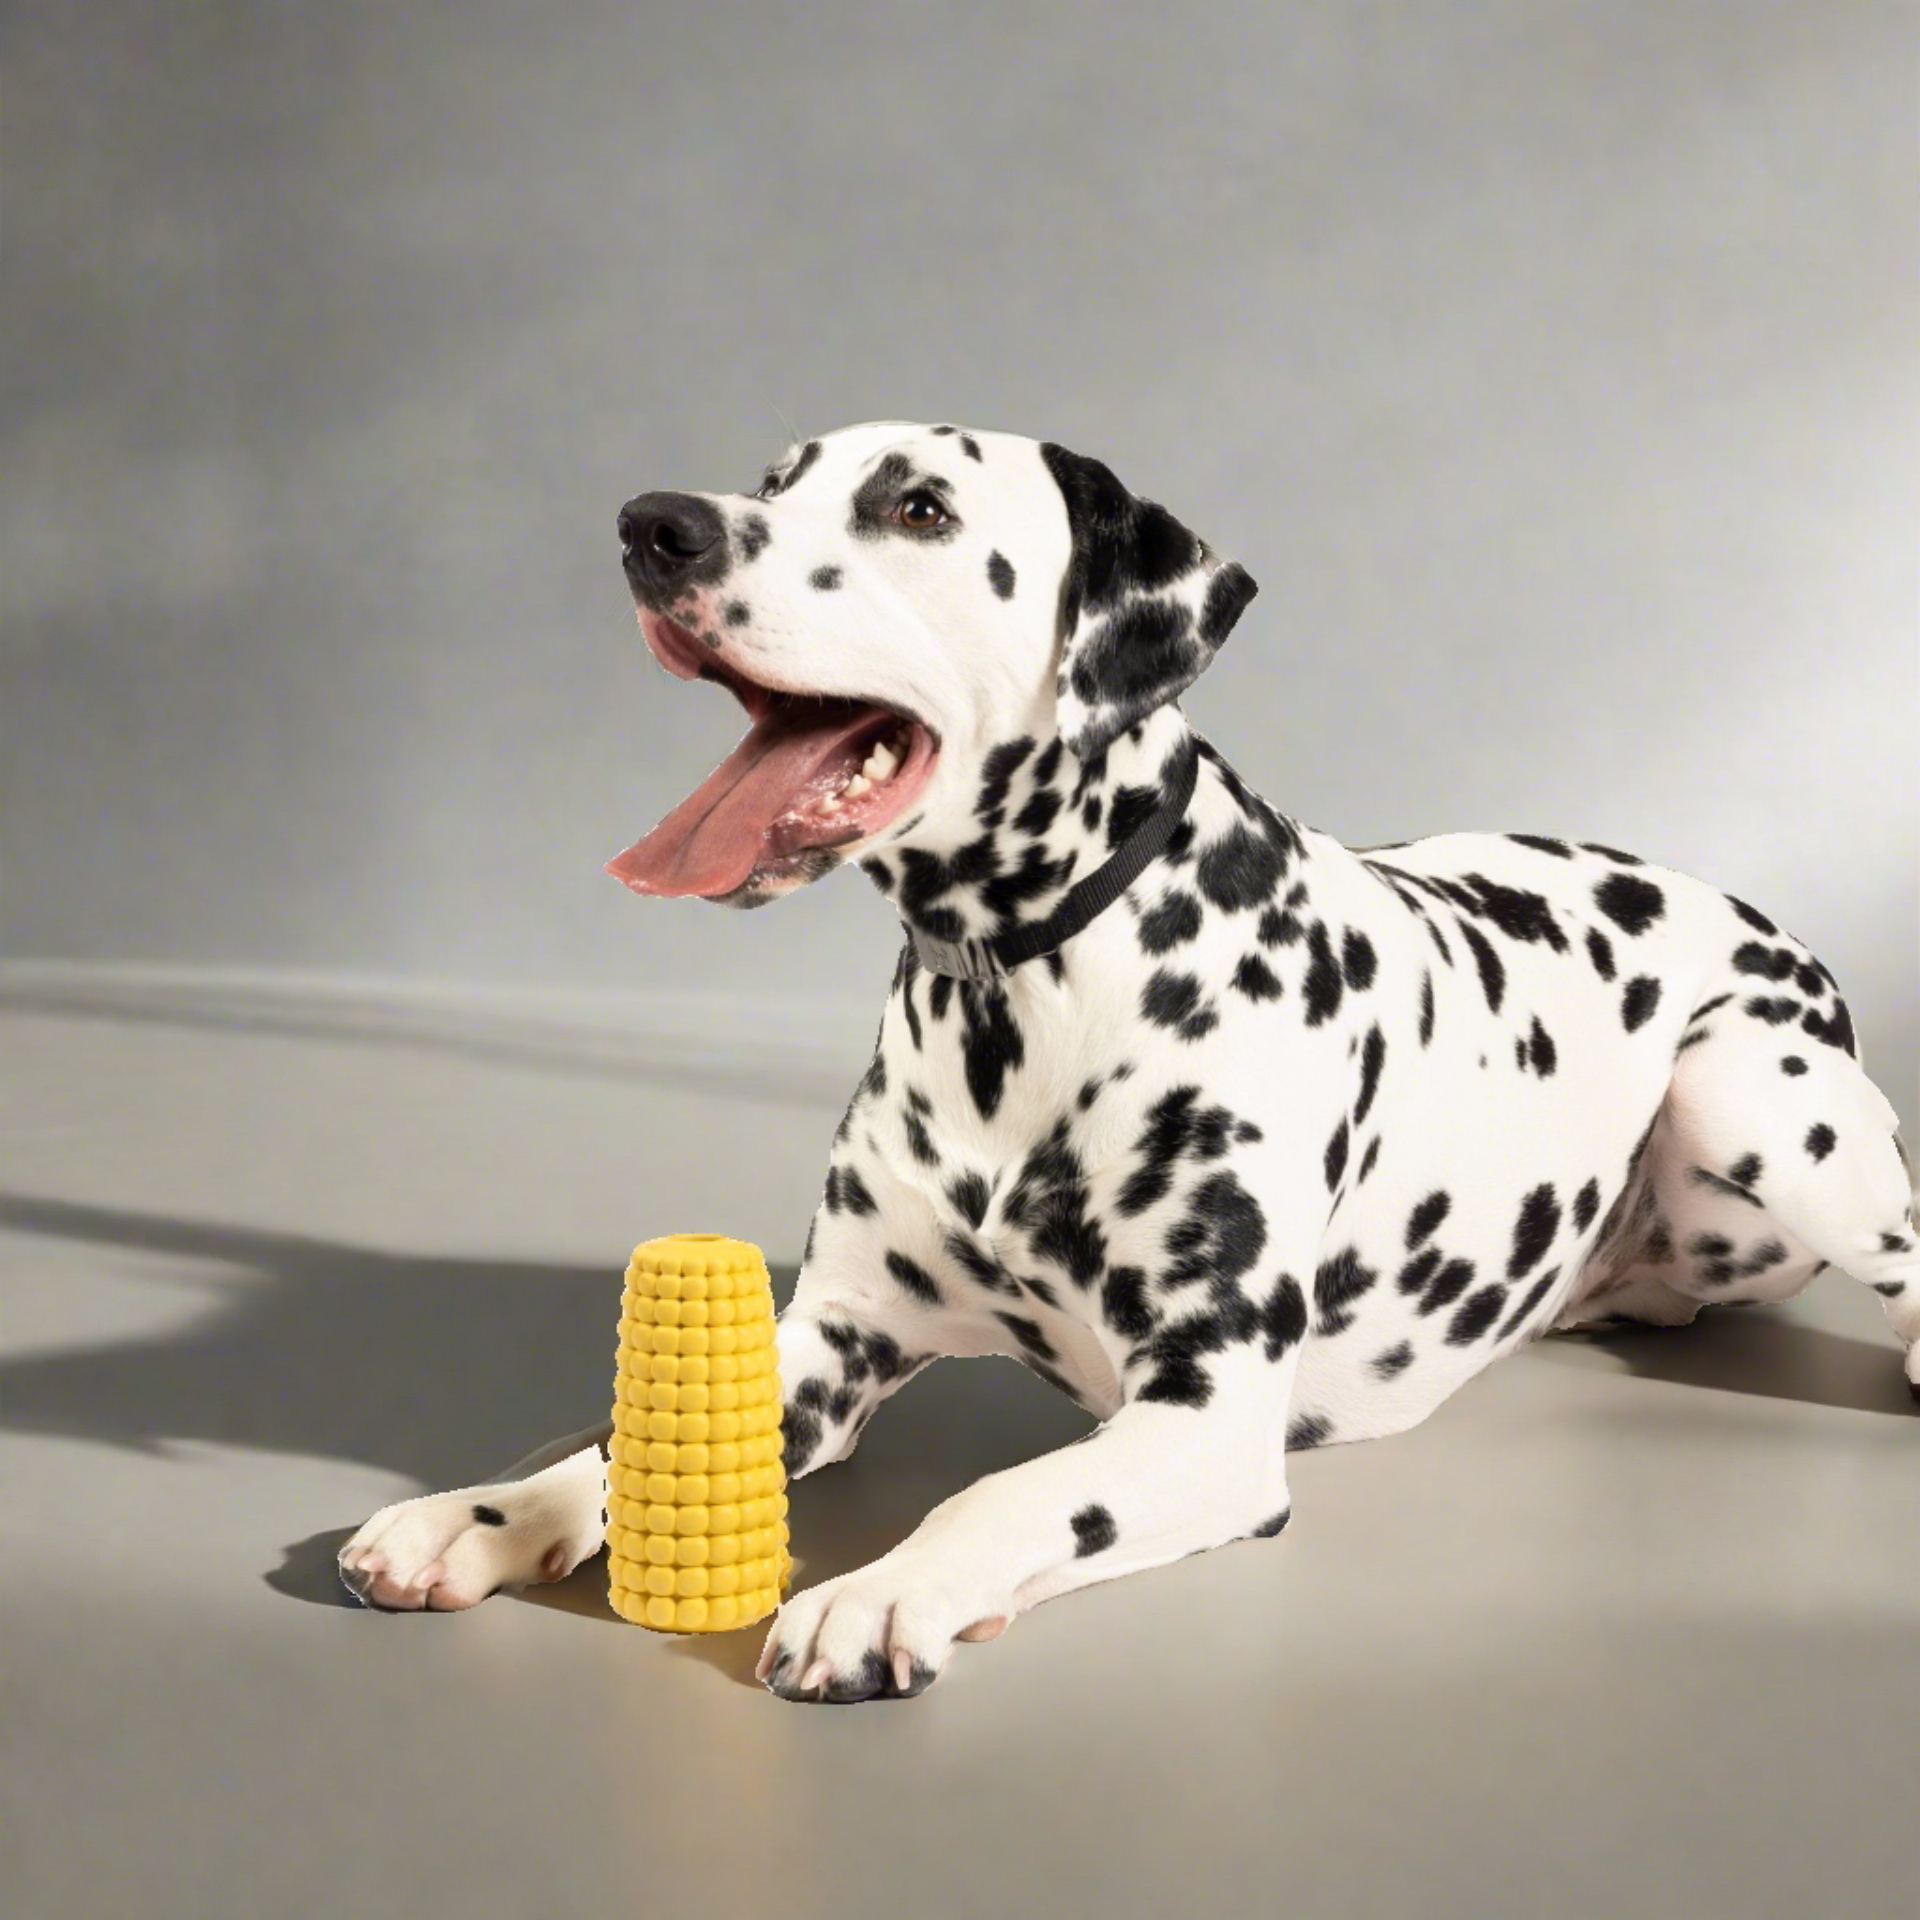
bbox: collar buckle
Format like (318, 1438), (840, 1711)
(910, 931), (1010, 982)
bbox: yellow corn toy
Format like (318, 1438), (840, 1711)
(606, 1233), (793, 1632)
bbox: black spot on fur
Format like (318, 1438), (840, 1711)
(1138, 891), (1203, 954)
(1571, 1177), (1601, 1233)
(1105, 784), (1158, 849)
(1232, 952), (1284, 1002)
(1447, 1285), (1509, 1345)
(1287, 1413), (1333, 1450)
(1727, 895), (1779, 935)
(1101, 1265), (1155, 1340)
(808, 564), (842, 590)
(1196, 824), (1286, 913)
(1259, 1274), (1309, 1359)
(1070, 1504), (1118, 1557)
(1804, 1123), (1837, 1163)
(1302, 924), (1344, 1026)
(1585, 927), (1617, 981)
(1417, 1258), (1477, 1316)
(1354, 1025), (1387, 1123)
(1118, 1086), (1243, 1215)
(1372, 1340), (1415, 1380)
(1134, 1303), (1253, 1409)
(1312, 1247), (1378, 1336)
(1249, 1510), (1292, 1539)
(1258, 905), (1304, 947)
(1800, 998), (1857, 1056)
(472, 1504), (506, 1527)
(1398, 1248), (1441, 1295)
(782, 1385), (824, 1473)
(1594, 872), (1666, 936)
(1163, 1172), (1268, 1292)
(957, 982), (1025, 1120)
(1141, 969), (1218, 1042)
(1507, 1183), (1560, 1278)
(986, 550), (1016, 599)
(1419, 971), (1435, 1045)
(1507, 834), (1574, 857)
(1527, 1017), (1557, 1077)
(1728, 1152), (1763, 1188)
(822, 1164), (878, 1217)
(1733, 941), (1798, 981)
(1068, 600), (1198, 732)
(1012, 787), (1061, 836)
(1323, 1118), (1350, 1192)
(946, 1171), (990, 1227)
(1621, 976), (1662, 1032)
(1003, 1119), (1108, 1288)
(1406, 1190), (1452, 1248)
(1496, 1270), (1559, 1339)
(737, 513), (771, 559)
(1780, 1055), (1808, 1076)
(995, 1310), (1057, 1362)
(883, 1250), (941, 1304)
(1448, 873), (1569, 951)
(1459, 922), (1506, 1013)
(975, 736), (1035, 824)
(901, 1092), (938, 1166)
(1341, 929), (1378, 991)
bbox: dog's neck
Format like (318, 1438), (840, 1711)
(859, 706), (1198, 952)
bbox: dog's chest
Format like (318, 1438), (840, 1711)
(874, 959), (1153, 1253)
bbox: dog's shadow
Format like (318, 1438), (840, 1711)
(5, 1189), (1912, 1688)
(0, 1189), (1096, 1679)
(1535, 1302), (1918, 1416)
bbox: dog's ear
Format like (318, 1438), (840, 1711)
(1040, 443), (1257, 759)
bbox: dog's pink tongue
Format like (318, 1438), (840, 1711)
(606, 709), (863, 898)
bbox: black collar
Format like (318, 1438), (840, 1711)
(908, 740), (1200, 982)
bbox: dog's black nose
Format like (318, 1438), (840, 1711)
(618, 492), (727, 592)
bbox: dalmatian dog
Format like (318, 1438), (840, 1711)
(339, 421), (1918, 1703)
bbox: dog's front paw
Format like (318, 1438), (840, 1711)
(338, 1484), (596, 1613)
(754, 1551), (1012, 1704)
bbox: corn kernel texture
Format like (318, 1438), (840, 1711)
(608, 1234), (792, 1631)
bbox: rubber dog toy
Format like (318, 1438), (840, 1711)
(606, 1233), (792, 1631)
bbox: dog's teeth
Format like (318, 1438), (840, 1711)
(818, 795), (842, 815)
(845, 774), (871, 798)
(866, 741), (900, 782)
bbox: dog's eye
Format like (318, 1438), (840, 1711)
(753, 471), (781, 501)
(895, 490), (951, 533)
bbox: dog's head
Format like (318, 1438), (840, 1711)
(607, 421), (1256, 906)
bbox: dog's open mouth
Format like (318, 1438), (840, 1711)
(606, 613), (940, 899)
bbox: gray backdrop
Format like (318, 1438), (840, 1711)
(5, 1), (1915, 1119)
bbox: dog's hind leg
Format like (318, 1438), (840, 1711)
(1658, 1011), (1920, 1393)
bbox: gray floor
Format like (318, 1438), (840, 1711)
(5, 992), (1917, 1920)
